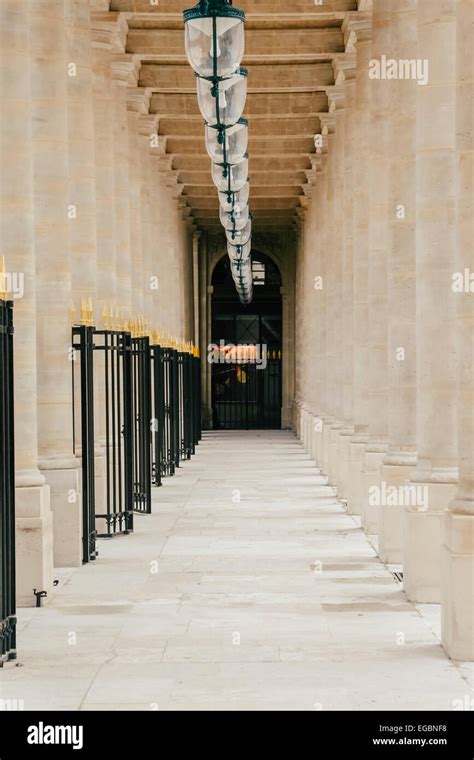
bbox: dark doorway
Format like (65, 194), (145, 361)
(211, 252), (282, 430)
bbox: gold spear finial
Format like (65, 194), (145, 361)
(102, 304), (110, 330)
(80, 298), (87, 326)
(70, 300), (77, 326)
(88, 297), (94, 327)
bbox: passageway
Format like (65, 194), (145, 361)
(2, 432), (471, 711)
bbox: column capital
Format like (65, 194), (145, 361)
(320, 113), (336, 135)
(111, 54), (141, 87)
(127, 87), (152, 115)
(342, 12), (372, 52)
(327, 85), (346, 112)
(91, 11), (128, 52)
(138, 112), (159, 137)
(332, 53), (357, 85)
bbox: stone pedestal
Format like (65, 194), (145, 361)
(348, 435), (369, 516)
(362, 445), (387, 535)
(379, 456), (416, 564)
(442, 511), (474, 661)
(404, 479), (458, 603)
(336, 428), (354, 502)
(15, 483), (53, 607)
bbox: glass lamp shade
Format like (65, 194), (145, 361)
(226, 219), (251, 245)
(231, 257), (252, 281)
(196, 68), (247, 126)
(184, 3), (245, 79)
(227, 239), (251, 261)
(212, 155), (248, 193)
(219, 181), (249, 213)
(205, 119), (248, 165)
(219, 203), (249, 231)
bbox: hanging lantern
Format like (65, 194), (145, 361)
(184, 1), (245, 79)
(227, 239), (251, 261)
(219, 181), (249, 213)
(205, 118), (248, 165)
(225, 218), (251, 245)
(197, 68), (248, 127)
(212, 155), (248, 193)
(219, 203), (250, 232)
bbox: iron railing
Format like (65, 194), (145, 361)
(132, 336), (152, 514)
(72, 326), (202, 562)
(0, 299), (16, 665)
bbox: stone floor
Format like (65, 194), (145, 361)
(1, 431), (472, 711)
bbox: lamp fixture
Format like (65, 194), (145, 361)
(184, 0), (253, 304)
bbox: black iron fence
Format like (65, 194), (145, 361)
(0, 299), (16, 665)
(72, 325), (201, 563)
(212, 349), (282, 430)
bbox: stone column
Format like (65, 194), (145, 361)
(111, 59), (133, 316)
(321, 128), (336, 477)
(336, 62), (356, 501)
(92, 41), (117, 318)
(380, 0), (418, 563)
(66, 0), (107, 536)
(328, 102), (346, 487)
(362, 0), (390, 536)
(0, 0), (53, 605)
(441, 0), (474, 661)
(65, 0), (97, 310)
(346, 15), (372, 516)
(314, 159), (329, 466)
(307, 172), (320, 461)
(294, 221), (305, 436)
(139, 114), (157, 322)
(193, 232), (201, 347)
(30, 0), (82, 568)
(405, 0), (458, 603)
(128, 107), (144, 316)
(199, 235), (211, 427)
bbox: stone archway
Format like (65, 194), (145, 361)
(199, 230), (297, 429)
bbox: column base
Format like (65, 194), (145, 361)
(322, 418), (334, 478)
(329, 423), (343, 487)
(313, 414), (324, 467)
(404, 481), (458, 603)
(347, 436), (368, 516)
(336, 428), (354, 501)
(379, 460), (415, 564)
(16, 483), (53, 607)
(40, 461), (82, 568)
(442, 510), (474, 661)
(362, 445), (387, 535)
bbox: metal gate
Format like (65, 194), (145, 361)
(72, 325), (97, 563)
(73, 326), (134, 562)
(73, 326), (202, 562)
(132, 336), (152, 514)
(152, 346), (180, 478)
(150, 344), (202, 479)
(212, 350), (282, 430)
(0, 299), (16, 665)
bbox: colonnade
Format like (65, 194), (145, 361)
(295, 0), (473, 662)
(0, 0), (195, 605)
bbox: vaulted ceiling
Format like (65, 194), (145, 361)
(104, 0), (362, 231)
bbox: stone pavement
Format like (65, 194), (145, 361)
(1, 431), (471, 711)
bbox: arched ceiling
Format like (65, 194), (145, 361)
(97, 0), (367, 231)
